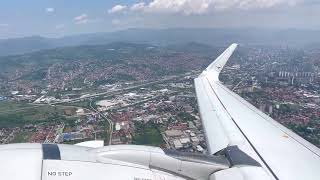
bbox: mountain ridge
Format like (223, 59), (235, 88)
(0, 28), (320, 56)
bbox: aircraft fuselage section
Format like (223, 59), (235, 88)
(0, 143), (228, 180)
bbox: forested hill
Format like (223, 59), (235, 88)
(0, 42), (222, 93)
(1, 28), (320, 56)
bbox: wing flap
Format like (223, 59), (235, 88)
(195, 77), (229, 154)
(195, 44), (241, 154)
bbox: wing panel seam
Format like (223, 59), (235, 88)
(216, 81), (320, 158)
(205, 77), (279, 180)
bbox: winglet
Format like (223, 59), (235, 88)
(201, 43), (238, 81)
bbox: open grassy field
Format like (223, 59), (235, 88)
(0, 101), (36, 113)
(133, 121), (164, 146)
(60, 100), (91, 109)
(0, 101), (78, 127)
(11, 131), (34, 143)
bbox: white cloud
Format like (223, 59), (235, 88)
(46, 8), (55, 13)
(130, 2), (146, 11)
(74, 14), (89, 24)
(123, 0), (301, 15)
(108, 5), (128, 14)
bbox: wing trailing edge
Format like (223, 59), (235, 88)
(195, 44), (238, 154)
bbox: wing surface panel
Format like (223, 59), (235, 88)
(210, 79), (320, 180)
(195, 44), (320, 180)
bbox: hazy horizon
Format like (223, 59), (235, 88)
(0, 0), (319, 39)
(1, 27), (320, 40)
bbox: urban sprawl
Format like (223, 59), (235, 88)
(1, 45), (320, 152)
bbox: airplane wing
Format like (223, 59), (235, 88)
(195, 44), (320, 180)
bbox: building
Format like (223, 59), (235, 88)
(173, 139), (183, 149)
(165, 130), (183, 137)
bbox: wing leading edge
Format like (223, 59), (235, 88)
(195, 44), (320, 180)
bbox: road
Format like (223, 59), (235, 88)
(49, 71), (198, 105)
(232, 74), (250, 91)
(89, 99), (113, 145)
(33, 71), (198, 145)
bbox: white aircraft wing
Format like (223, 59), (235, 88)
(195, 44), (320, 180)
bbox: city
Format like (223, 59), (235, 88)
(1, 44), (320, 151)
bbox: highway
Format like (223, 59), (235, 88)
(89, 99), (113, 145)
(49, 71), (198, 105)
(34, 71), (199, 145)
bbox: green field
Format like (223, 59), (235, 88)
(133, 121), (164, 146)
(12, 132), (34, 143)
(0, 101), (35, 113)
(0, 101), (77, 127)
(60, 100), (91, 109)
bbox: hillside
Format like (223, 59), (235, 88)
(1, 28), (320, 56)
(0, 42), (223, 94)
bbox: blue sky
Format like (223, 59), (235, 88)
(0, 0), (319, 39)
